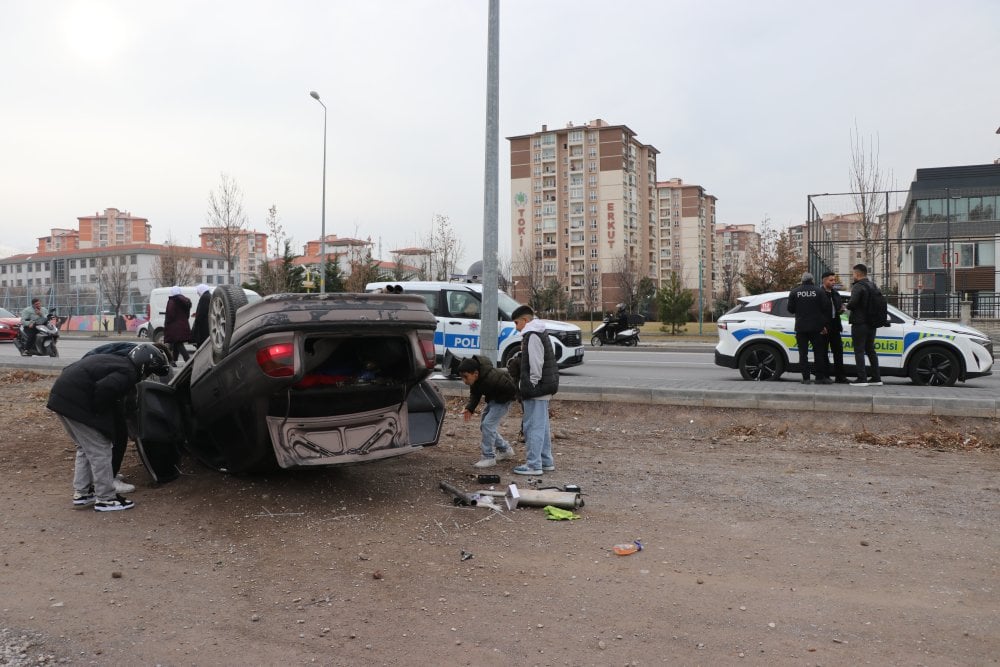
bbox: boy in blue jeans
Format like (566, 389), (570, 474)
(458, 355), (517, 468)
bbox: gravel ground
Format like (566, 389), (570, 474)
(1, 369), (999, 665)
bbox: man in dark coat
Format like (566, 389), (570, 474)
(510, 304), (559, 475)
(787, 272), (832, 384)
(47, 343), (169, 511)
(846, 263), (882, 386)
(163, 286), (193, 364)
(191, 284), (211, 347)
(821, 271), (850, 383)
(458, 355), (517, 468)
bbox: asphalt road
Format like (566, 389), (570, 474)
(4, 336), (999, 417)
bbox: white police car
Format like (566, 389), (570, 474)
(366, 281), (585, 369)
(715, 291), (993, 386)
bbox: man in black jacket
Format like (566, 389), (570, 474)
(821, 271), (850, 383)
(787, 272), (832, 384)
(47, 343), (170, 511)
(846, 263), (882, 386)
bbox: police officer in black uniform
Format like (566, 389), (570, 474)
(787, 272), (832, 384)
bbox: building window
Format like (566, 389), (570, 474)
(590, 249), (598, 258)
(130, 255), (137, 265)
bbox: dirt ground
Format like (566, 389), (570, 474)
(1, 368), (999, 666)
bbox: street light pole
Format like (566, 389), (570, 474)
(309, 91), (328, 294)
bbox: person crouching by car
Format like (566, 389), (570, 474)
(787, 272), (832, 385)
(458, 355), (517, 468)
(47, 343), (170, 511)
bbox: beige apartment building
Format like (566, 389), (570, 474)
(508, 119), (659, 313)
(199, 227), (267, 283)
(656, 179), (717, 306)
(714, 223), (759, 298)
(37, 208), (151, 252)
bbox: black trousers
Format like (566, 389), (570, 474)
(796, 330), (829, 380)
(851, 323), (880, 381)
(825, 325), (848, 380)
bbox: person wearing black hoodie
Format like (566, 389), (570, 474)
(787, 272), (832, 385)
(458, 355), (517, 468)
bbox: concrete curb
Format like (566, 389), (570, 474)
(430, 380), (998, 419)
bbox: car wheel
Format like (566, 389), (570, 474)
(152, 329), (164, 344)
(738, 343), (785, 381)
(500, 343), (521, 368)
(137, 327), (148, 338)
(209, 285), (249, 362)
(591, 336), (604, 347)
(908, 346), (960, 386)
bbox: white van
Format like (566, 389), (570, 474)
(365, 280), (585, 369)
(145, 286), (259, 343)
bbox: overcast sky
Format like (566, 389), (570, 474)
(2, 0), (998, 267)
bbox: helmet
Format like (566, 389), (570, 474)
(129, 343), (170, 378)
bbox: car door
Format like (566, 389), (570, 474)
(762, 297), (800, 364)
(134, 380), (185, 483)
(441, 289), (483, 358)
(839, 291), (905, 372)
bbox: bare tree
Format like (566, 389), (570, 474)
(206, 172), (248, 283)
(99, 254), (131, 330)
(254, 205), (296, 295)
(741, 218), (806, 294)
(151, 237), (199, 287)
(612, 253), (640, 312)
(849, 122), (890, 277)
(512, 248), (545, 311)
(716, 255), (743, 309)
(425, 214), (464, 280)
(582, 263), (601, 331)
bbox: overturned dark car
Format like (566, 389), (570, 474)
(135, 287), (446, 481)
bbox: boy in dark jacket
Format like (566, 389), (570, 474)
(47, 343), (170, 511)
(458, 355), (517, 468)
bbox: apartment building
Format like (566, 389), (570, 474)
(714, 223), (759, 298)
(199, 227), (267, 283)
(656, 179), (717, 305)
(508, 119), (659, 312)
(36, 208), (151, 252)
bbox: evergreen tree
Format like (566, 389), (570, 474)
(656, 271), (694, 335)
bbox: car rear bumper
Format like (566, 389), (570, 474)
(715, 350), (737, 369)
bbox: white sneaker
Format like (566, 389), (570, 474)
(849, 381), (869, 387)
(868, 380), (883, 386)
(495, 448), (515, 462)
(114, 479), (136, 494)
(473, 458), (497, 468)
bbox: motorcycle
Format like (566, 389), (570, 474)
(590, 316), (640, 347)
(13, 309), (60, 357)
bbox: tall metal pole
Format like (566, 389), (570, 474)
(310, 91), (328, 294)
(480, 0), (500, 363)
(698, 257), (703, 335)
(945, 187), (951, 314)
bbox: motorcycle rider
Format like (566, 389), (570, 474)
(603, 304), (629, 343)
(20, 297), (44, 350)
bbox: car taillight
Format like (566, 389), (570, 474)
(256, 343), (295, 377)
(418, 331), (435, 369)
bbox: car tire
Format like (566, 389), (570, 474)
(152, 328), (164, 344)
(500, 343), (521, 368)
(591, 336), (604, 347)
(137, 328), (148, 338)
(209, 285), (249, 363)
(738, 343), (785, 381)
(907, 346), (960, 386)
